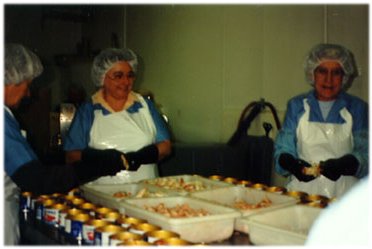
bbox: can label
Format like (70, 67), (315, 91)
(71, 219), (84, 239)
(94, 230), (102, 246)
(82, 223), (96, 245)
(43, 207), (60, 226)
(20, 192), (32, 211)
(35, 202), (44, 221)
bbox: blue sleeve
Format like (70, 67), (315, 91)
(274, 97), (305, 176)
(348, 97), (369, 178)
(5, 111), (38, 176)
(145, 98), (171, 142)
(63, 103), (94, 151)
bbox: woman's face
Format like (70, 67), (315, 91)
(314, 61), (344, 101)
(103, 61), (136, 100)
(4, 80), (32, 109)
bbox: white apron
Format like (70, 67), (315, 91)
(4, 174), (21, 245)
(88, 93), (158, 184)
(287, 99), (358, 198)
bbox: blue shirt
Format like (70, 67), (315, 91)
(274, 90), (368, 178)
(4, 108), (38, 176)
(63, 97), (170, 151)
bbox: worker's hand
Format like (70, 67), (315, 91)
(123, 144), (159, 171)
(320, 154), (359, 181)
(81, 148), (125, 176)
(279, 153), (315, 182)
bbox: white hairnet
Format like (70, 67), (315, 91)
(304, 43), (356, 86)
(5, 43), (43, 85)
(91, 48), (138, 87)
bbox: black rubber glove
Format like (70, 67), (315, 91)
(320, 154), (359, 181)
(81, 147), (125, 175)
(124, 144), (159, 171)
(279, 153), (315, 182)
(10, 157), (123, 195)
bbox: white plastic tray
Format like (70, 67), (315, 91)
(80, 182), (170, 212)
(243, 205), (323, 245)
(120, 196), (241, 243)
(141, 174), (232, 196)
(190, 185), (297, 233)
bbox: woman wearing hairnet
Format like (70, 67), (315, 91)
(4, 44), (125, 245)
(63, 48), (172, 184)
(274, 43), (368, 198)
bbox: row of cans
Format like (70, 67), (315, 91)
(20, 191), (192, 246)
(208, 175), (333, 208)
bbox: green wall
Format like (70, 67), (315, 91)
(126, 5), (368, 144)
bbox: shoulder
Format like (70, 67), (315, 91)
(341, 92), (368, 109)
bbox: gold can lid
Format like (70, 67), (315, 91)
(119, 239), (152, 246)
(250, 183), (268, 190)
(155, 237), (192, 246)
(223, 177), (238, 184)
(118, 216), (147, 226)
(208, 175), (224, 181)
(145, 229), (180, 239)
(131, 223), (161, 233)
(237, 180), (253, 187)
(285, 190), (308, 199)
(266, 186), (287, 194)
(110, 231), (143, 241)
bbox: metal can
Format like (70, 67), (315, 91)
(237, 180), (253, 187)
(119, 240), (153, 246)
(20, 191), (32, 211)
(69, 213), (91, 240)
(284, 190), (308, 202)
(36, 198), (55, 222)
(34, 197), (49, 221)
(94, 224), (125, 246)
(129, 223), (161, 236)
(71, 197), (85, 208)
(109, 231), (143, 246)
(145, 230), (180, 243)
(155, 237), (192, 246)
(95, 207), (114, 219)
(117, 216), (147, 229)
(62, 208), (84, 233)
(103, 211), (121, 223)
(265, 186), (287, 194)
(43, 203), (68, 227)
(82, 218), (111, 245)
(62, 194), (76, 207)
(78, 202), (97, 217)
(208, 175), (224, 181)
(250, 183), (268, 191)
(223, 177), (238, 184)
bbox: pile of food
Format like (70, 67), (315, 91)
(302, 164), (321, 177)
(145, 178), (207, 192)
(233, 197), (272, 210)
(113, 188), (166, 198)
(144, 203), (210, 218)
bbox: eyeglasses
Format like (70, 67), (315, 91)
(106, 71), (136, 82)
(315, 67), (344, 77)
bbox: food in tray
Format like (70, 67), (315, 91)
(232, 197), (272, 210)
(144, 203), (210, 218)
(113, 191), (132, 198)
(302, 164), (321, 177)
(113, 188), (167, 198)
(144, 177), (207, 192)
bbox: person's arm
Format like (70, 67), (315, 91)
(63, 103), (94, 164)
(320, 98), (369, 181)
(10, 157), (123, 195)
(274, 97), (304, 176)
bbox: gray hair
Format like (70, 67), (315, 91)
(91, 48), (138, 87)
(5, 43), (43, 85)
